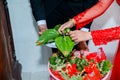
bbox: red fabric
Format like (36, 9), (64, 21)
(89, 0), (120, 79)
(110, 42), (120, 80)
(91, 26), (120, 45)
(73, 0), (113, 30)
(111, 1), (120, 79)
(91, 26), (120, 79)
(73, 11), (93, 30)
(117, 0), (120, 6)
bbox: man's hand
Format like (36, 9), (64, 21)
(38, 24), (48, 35)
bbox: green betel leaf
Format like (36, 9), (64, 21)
(36, 29), (59, 45)
(54, 24), (61, 31)
(55, 36), (74, 57)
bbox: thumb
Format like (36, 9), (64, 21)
(39, 31), (43, 35)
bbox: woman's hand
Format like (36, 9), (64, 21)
(58, 19), (76, 34)
(69, 30), (92, 43)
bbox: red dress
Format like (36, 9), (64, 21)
(91, 27), (120, 80)
(73, 0), (114, 30)
(110, 42), (120, 80)
(117, 0), (120, 5)
(72, 0), (120, 79)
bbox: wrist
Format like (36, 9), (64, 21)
(38, 24), (47, 30)
(71, 19), (76, 25)
(37, 20), (47, 26)
(69, 19), (76, 26)
(88, 32), (92, 40)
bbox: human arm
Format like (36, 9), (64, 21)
(30, 0), (45, 21)
(91, 26), (120, 45)
(59, 0), (114, 33)
(117, 0), (120, 5)
(69, 26), (120, 46)
(74, 0), (114, 29)
(30, 0), (47, 34)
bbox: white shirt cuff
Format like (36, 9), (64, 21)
(37, 20), (47, 26)
(80, 28), (89, 32)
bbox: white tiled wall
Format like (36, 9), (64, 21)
(7, 0), (120, 80)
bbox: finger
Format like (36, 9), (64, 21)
(70, 34), (76, 40)
(41, 28), (47, 33)
(42, 29), (46, 32)
(69, 31), (76, 35)
(70, 34), (74, 37)
(39, 30), (45, 35)
(58, 28), (63, 34)
(71, 36), (78, 41)
(69, 31), (74, 36)
(40, 27), (47, 31)
(58, 25), (65, 34)
(74, 39), (80, 43)
(39, 31), (42, 35)
(60, 24), (67, 32)
(70, 32), (78, 39)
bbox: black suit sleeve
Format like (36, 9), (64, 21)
(30, 0), (45, 21)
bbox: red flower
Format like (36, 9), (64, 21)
(86, 48), (106, 63)
(66, 63), (79, 77)
(83, 63), (102, 80)
(86, 52), (97, 61)
(84, 63), (95, 73)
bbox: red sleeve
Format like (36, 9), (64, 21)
(91, 26), (120, 46)
(73, 0), (114, 30)
(117, 0), (120, 6)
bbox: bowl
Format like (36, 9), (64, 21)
(48, 63), (111, 80)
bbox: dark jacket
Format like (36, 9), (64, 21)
(30, 0), (98, 21)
